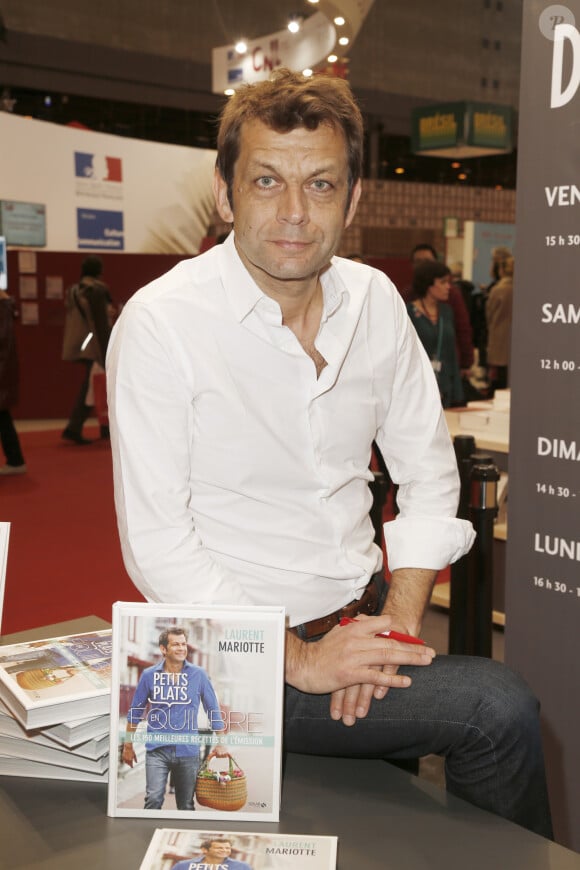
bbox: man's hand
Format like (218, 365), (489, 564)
(286, 613), (434, 708)
(121, 742), (138, 767)
(329, 656), (409, 727)
(327, 567), (440, 725)
(212, 744), (231, 758)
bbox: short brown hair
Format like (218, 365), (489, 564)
(412, 260), (451, 298)
(200, 838), (232, 851)
(216, 68), (364, 208)
(158, 627), (187, 649)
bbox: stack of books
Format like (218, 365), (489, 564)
(0, 628), (111, 782)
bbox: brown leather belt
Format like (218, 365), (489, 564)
(289, 575), (382, 640)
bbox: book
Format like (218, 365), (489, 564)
(0, 754), (108, 783)
(0, 698), (109, 761)
(0, 733), (109, 774)
(0, 629), (112, 729)
(139, 828), (338, 870)
(39, 712), (109, 749)
(107, 602), (285, 822)
(0, 521), (9, 633)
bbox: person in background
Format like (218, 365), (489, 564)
(486, 253), (514, 395)
(107, 69), (552, 838)
(407, 260), (464, 408)
(450, 262), (487, 400)
(0, 288), (26, 475)
(61, 256), (114, 444)
(478, 245), (512, 369)
(410, 244), (474, 377)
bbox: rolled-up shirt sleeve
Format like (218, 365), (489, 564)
(376, 290), (476, 571)
(106, 300), (255, 607)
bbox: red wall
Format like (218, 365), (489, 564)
(7, 250), (185, 418)
(7, 250), (413, 419)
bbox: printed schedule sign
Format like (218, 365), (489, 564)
(505, 1), (580, 851)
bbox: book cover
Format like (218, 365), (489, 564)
(0, 629), (112, 729)
(107, 602), (285, 822)
(139, 828), (338, 870)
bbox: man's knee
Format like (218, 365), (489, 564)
(464, 658), (541, 749)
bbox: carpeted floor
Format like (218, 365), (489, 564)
(1, 425), (144, 636)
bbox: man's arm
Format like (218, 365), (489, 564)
(316, 282), (474, 725)
(107, 300), (255, 607)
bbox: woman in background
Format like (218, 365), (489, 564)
(407, 260), (464, 408)
(486, 254), (514, 395)
(0, 289), (26, 474)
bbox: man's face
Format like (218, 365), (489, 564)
(161, 633), (188, 667)
(203, 840), (232, 861)
(214, 119), (361, 296)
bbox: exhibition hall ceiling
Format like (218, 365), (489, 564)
(1, 0), (523, 108)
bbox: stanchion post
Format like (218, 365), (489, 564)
(467, 462), (500, 657)
(448, 436), (476, 654)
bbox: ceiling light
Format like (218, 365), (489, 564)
(224, 88), (235, 96)
(303, 68), (313, 77)
(234, 40), (247, 54)
(328, 54), (338, 63)
(458, 172), (467, 181)
(338, 36), (349, 46)
(395, 167), (405, 175)
(451, 161), (461, 169)
(288, 15), (302, 33)
(334, 16), (345, 26)
(307, 0), (319, 3)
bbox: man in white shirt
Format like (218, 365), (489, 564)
(107, 70), (551, 838)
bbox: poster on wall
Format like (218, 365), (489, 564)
(462, 220), (516, 289)
(505, 0), (580, 851)
(0, 201), (46, 247)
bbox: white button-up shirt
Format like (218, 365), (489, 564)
(107, 234), (474, 626)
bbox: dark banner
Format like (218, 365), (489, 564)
(505, 1), (580, 850)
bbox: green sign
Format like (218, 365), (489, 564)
(411, 101), (513, 157)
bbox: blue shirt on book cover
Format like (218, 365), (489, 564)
(126, 659), (224, 757)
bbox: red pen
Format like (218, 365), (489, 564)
(339, 616), (426, 646)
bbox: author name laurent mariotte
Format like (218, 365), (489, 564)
(219, 628), (266, 654)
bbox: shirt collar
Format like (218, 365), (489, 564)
(217, 231), (347, 324)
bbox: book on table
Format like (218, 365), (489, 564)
(107, 601), (285, 822)
(0, 733), (109, 775)
(0, 754), (108, 783)
(39, 711), (109, 749)
(0, 629), (111, 729)
(0, 697), (109, 763)
(139, 828), (338, 870)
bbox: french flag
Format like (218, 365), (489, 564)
(74, 152), (123, 182)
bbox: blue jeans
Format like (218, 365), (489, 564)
(284, 654), (553, 839)
(144, 746), (200, 810)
